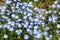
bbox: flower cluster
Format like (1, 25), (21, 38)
(0, 0), (60, 40)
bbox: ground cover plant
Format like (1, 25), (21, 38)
(0, 0), (60, 40)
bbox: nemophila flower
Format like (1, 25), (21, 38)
(44, 31), (48, 36)
(28, 25), (33, 28)
(52, 16), (57, 22)
(41, 16), (45, 19)
(35, 33), (41, 38)
(7, 18), (11, 22)
(26, 7), (33, 13)
(26, 28), (32, 35)
(12, 3), (15, 7)
(57, 4), (60, 8)
(27, 13), (32, 17)
(45, 11), (49, 14)
(22, 6), (26, 9)
(0, 6), (3, 9)
(23, 2), (28, 7)
(52, 4), (56, 8)
(4, 34), (8, 38)
(24, 34), (29, 39)
(0, 25), (2, 28)
(23, 11), (27, 15)
(14, 0), (17, 2)
(34, 26), (38, 29)
(48, 16), (52, 21)
(16, 19), (21, 22)
(49, 35), (52, 38)
(57, 24), (60, 28)
(29, 16), (33, 20)
(6, 24), (11, 29)
(16, 23), (22, 28)
(58, 12), (60, 14)
(15, 29), (22, 34)
(15, 15), (19, 19)
(34, 0), (39, 2)
(1, 9), (6, 12)
(33, 18), (39, 22)
(54, 1), (58, 4)
(28, 1), (33, 7)
(11, 6), (14, 10)
(10, 21), (15, 26)
(5, 0), (12, 4)
(9, 27), (14, 32)
(56, 30), (60, 33)
(7, 21), (12, 24)
(34, 7), (40, 12)
(53, 10), (57, 13)
(2, 16), (8, 19)
(41, 22), (45, 26)
(48, 10), (52, 13)
(44, 27), (50, 31)
(11, 14), (19, 19)
(33, 29), (38, 35)
(23, 16), (27, 19)
(3, 24), (7, 28)
(19, 2), (23, 5)
(11, 14), (16, 18)
(2, 16), (6, 18)
(30, 22), (34, 25)
(45, 37), (50, 40)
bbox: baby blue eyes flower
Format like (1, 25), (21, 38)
(15, 29), (22, 34)
(57, 4), (60, 8)
(5, 0), (12, 4)
(48, 16), (52, 21)
(23, 16), (27, 19)
(52, 4), (56, 8)
(54, 1), (58, 4)
(58, 12), (60, 14)
(34, 0), (39, 2)
(56, 30), (60, 33)
(24, 34), (29, 39)
(9, 27), (14, 32)
(4, 34), (8, 38)
(0, 25), (2, 28)
(57, 24), (60, 28)
(14, 0), (17, 2)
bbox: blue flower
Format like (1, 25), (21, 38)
(24, 34), (29, 39)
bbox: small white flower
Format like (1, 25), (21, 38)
(48, 10), (52, 13)
(34, 0), (39, 1)
(58, 12), (60, 14)
(35, 33), (41, 38)
(54, 1), (58, 4)
(57, 24), (60, 28)
(4, 34), (8, 38)
(11, 14), (16, 18)
(33, 29), (38, 34)
(34, 26), (38, 29)
(45, 37), (50, 40)
(57, 4), (60, 8)
(15, 29), (22, 34)
(23, 16), (27, 19)
(53, 10), (57, 13)
(56, 30), (60, 33)
(52, 4), (56, 8)
(24, 34), (29, 39)
(15, 15), (19, 19)
(48, 16), (52, 21)
(9, 27), (14, 32)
